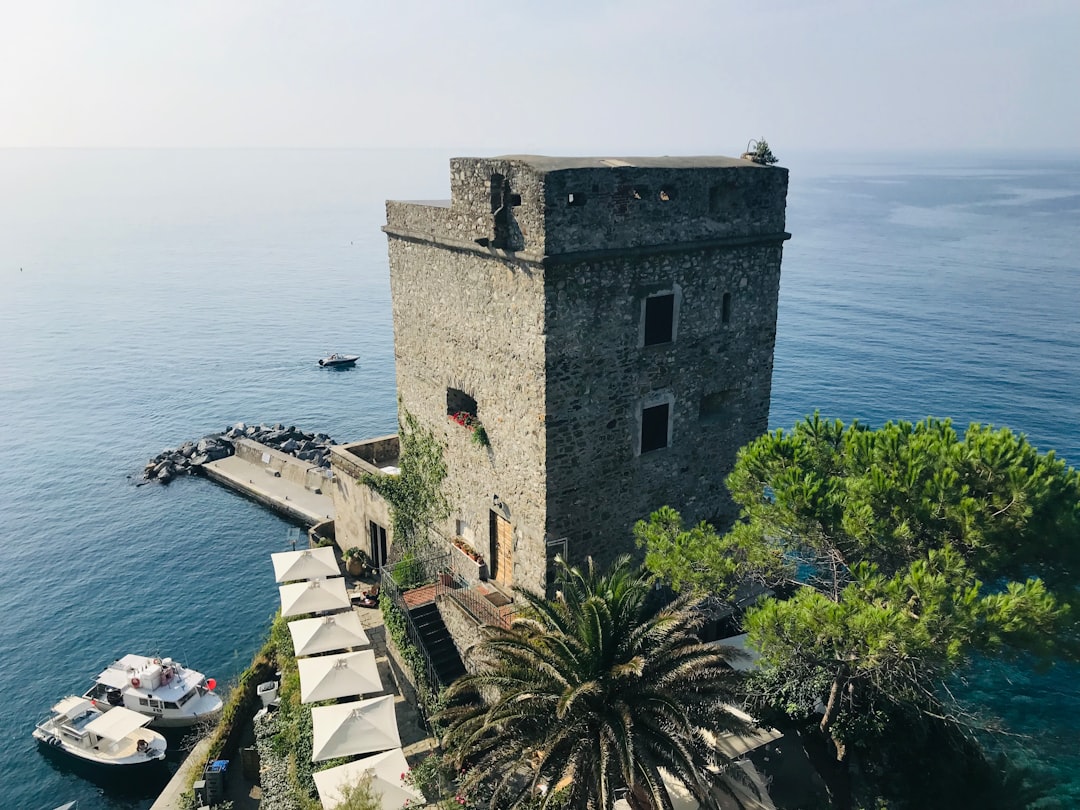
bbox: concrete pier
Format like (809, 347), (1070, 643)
(202, 439), (335, 526)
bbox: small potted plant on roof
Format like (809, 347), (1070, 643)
(741, 138), (780, 165)
(342, 546), (370, 577)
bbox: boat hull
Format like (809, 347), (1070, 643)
(33, 728), (165, 768)
(84, 654), (224, 728)
(142, 706), (221, 728)
(81, 692), (223, 728)
(318, 356), (358, 367)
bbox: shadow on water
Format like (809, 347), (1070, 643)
(36, 743), (172, 801)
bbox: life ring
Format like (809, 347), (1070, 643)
(131, 677), (141, 688)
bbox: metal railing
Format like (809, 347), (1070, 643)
(380, 548), (520, 706)
(381, 552), (451, 696)
(443, 572), (517, 629)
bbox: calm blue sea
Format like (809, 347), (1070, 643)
(1, 149), (1077, 809)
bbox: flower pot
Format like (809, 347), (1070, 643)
(450, 540), (488, 583)
(346, 557), (364, 577)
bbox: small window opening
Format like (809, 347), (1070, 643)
(722, 292), (732, 324)
(659, 187), (676, 201)
(641, 403), (670, 453)
(447, 388), (477, 418)
(568, 192), (586, 206)
(644, 293), (675, 346)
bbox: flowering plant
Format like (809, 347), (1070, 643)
(449, 412), (490, 448)
(452, 536), (484, 565)
(450, 411), (477, 430)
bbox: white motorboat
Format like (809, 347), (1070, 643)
(82, 654), (223, 728)
(33, 697), (166, 767)
(318, 353), (359, 367)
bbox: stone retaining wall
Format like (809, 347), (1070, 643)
(235, 438), (332, 493)
(435, 594), (484, 672)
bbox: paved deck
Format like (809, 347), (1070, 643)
(202, 454), (335, 526)
(150, 565), (436, 810)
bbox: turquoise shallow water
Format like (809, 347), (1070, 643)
(1, 149), (1078, 808)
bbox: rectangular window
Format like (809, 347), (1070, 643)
(644, 294), (675, 346)
(640, 403), (670, 453)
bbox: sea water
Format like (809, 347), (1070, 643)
(1, 149), (1077, 808)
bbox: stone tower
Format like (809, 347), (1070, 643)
(382, 155), (789, 594)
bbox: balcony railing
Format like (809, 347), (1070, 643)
(442, 574), (516, 629)
(381, 552), (453, 704)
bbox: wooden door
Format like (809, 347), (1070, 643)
(490, 511), (513, 588)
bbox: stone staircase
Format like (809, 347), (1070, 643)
(407, 602), (466, 686)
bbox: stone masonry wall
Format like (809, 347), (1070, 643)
(386, 236), (550, 594)
(386, 158), (547, 260)
(234, 438), (331, 493)
(385, 157), (788, 260)
(329, 444), (394, 556)
(543, 241), (785, 565)
(541, 162), (788, 255)
(436, 594), (484, 673)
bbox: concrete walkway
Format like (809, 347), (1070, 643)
(202, 454), (335, 526)
(149, 737), (213, 810)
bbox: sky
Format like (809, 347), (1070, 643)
(1, 0), (1078, 152)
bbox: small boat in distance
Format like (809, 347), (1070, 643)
(33, 697), (166, 767)
(82, 654), (222, 728)
(318, 353), (359, 367)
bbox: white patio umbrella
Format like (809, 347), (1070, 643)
(271, 546), (340, 583)
(310, 694), (400, 762)
(705, 704), (783, 760)
(313, 748), (424, 810)
(299, 649), (382, 704)
(279, 576), (350, 617)
(289, 612), (370, 657)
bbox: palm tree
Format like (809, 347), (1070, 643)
(436, 555), (751, 810)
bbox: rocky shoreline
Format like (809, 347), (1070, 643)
(142, 422), (337, 484)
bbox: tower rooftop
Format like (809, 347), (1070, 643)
(486, 155), (767, 172)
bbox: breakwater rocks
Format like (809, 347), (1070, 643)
(142, 422), (337, 484)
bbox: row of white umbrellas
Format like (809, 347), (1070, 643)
(269, 547), (425, 809)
